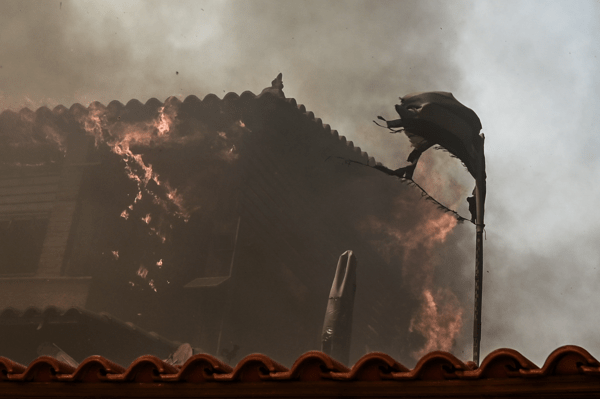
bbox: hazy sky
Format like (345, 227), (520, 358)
(1, 0), (599, 366)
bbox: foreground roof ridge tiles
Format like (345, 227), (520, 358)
(2, 345), (600, 383)
(2, 347), (600, 398)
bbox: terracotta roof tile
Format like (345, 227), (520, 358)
(169, 354), (232, 383)
(0, 347), (599, 397)
(215, 353), (288, 382)
(0, 87), (378, 171)
(272, 351), (349, 382)
(1, 345), (599, 384)
(68, 355), (126, 383)
(116, 355), (178, 383)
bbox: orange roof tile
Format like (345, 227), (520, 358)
(1, 346), (600, 397)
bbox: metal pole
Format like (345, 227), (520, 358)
(472, 137), (486, 366)
(473, 212), (484, 365)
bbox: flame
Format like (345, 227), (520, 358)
(155, 106), (175, 136)
(137, 265), (148, 279)
(364, 211), (457, 265)
(77, 101), (193, 236)
(409, 288), (463, 359)
(361, 194), (464, 356)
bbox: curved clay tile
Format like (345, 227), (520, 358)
(164, 96), (182, 107)
(272, 351), (349, 382)
(144, 98), (163, 110)
(22, 307), (43, 319)
(215, 354), (288, 383)
(40, 306), (64, 318)
(34, 106), (53, 119)
(0, 357), (26, 381)
(68, 103), (88, 117)
(52, 104), (69, 115)
(183, 94), (202, 105)
(472, 348), (539, 379)
(286, 98), (297, 107)
(68, 356), (126, 383)
(18, 108), (35, 118)
(168, 354), (233, 383)
(201, 93), (220, 104)
(239, 91), (257, 102)
(19, 356), (76, 382)
(89, 101), (107, 111)
(107, 99), (124, 108)
(223, 92), (240, 102)
(341, 352), (408, 382)
(394, 351), (467, 381)
(539, 345), (600, 377)
(116, 355), (178, 383)
(297, 104), (307, 113)
(125, 99), (144, 110)
(0, 109), (18, 121)
(62, 307), (84, 318)
(0, 307), (21, 319)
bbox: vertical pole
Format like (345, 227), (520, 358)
(473, 137), (486, 366)
(473, 213), (484, 365)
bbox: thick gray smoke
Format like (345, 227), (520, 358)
(0, 0), (466, 165)
(7, 0), (598, 368)
(0, 0), (478, 364)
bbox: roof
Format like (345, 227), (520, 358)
(0, 307), (183, 366)
(0, 76), (379, 170)
(0, 346), (599, 398)
(0, 76), (423, 366)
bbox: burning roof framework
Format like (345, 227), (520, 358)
(0, 76), (467, 367)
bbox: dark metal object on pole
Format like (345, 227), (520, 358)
(321, 250), (357, 366)
(377, 92), (486, 365)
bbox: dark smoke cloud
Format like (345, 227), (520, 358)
(1, 0), (481, 363)
(0, 0), (468, 166)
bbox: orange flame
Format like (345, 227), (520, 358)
(136, 265), (148, 279)
(409, 288), (463, 359)
(361, 174), (465, 356)
(77, 102), (193, 239)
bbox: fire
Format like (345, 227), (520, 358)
(364, 211), (457, 265)
(409, 288), (463, 359)
(155, 106), (175, 136)
(136, 265), (148, 279)
(361, 191), (464, 356)
(77, 100), (194, 240)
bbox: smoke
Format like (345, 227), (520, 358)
(450, 0), (600, 365)
(1, 0), (483, 364)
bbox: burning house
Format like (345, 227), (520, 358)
(0, 75), (463, 367)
